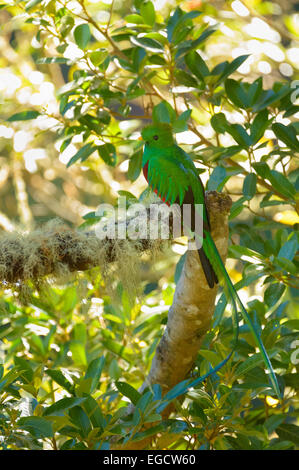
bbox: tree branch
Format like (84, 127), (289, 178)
(0, 219), (153, 284)
(0, 192), (231, 286)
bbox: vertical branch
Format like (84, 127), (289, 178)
(140, 192), (232, 398)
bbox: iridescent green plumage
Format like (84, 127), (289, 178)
(141, 123), (281, 398)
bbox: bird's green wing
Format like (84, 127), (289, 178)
(147, 152), (191, 205)
(147, 146), (202, 206)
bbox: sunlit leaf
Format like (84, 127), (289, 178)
(74, 23), (91, 50)
(7, 110), (40, 121)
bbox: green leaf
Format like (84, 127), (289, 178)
(265, 415), (285, 434)
(272, 123), (299, 151)
(7, 110), (40, 121)
(278, 235), (298, 261)
(229, 245), (264, 261)
(167, 6), (184, 41)
(142, 32), (168, 45)
(174, 70), (198, 88)
(276, 424), (299, 446)
(69, 340), (87, 366)
(74, 24), (91, 50)
(0, 367), (23, 391)
(191, 25), (216, 48)
(125, 14), (145, 24)
(250, 109), (271, 145)
(0, 322), (11, 339)
(79, 114), (103, 134)
(136, 390), (153, 412)
(83, 396), (106, 429)
(43, 397), (86, 416)
(74, 323), (87, 343)
(82, 211), (99, 220)
(176, 26), (216, 58)
(162, 378), (190, 403)
(252, 161), (271, 180)
(84, 356), (105, 394)
(116, 381), (141, 405)
(247, 77), (263, 106)
(225, 79), (249, 109)
(227, 124), (252, 148)
(172, 112), (190, 133)
(102, 338), (134, 363)
(229, 196), (247, 219)
(171, 10), (202, 43)
(131, 36), (164, 53)
(37, 57), (70, 64)
(283, 320), (299, 330)
(234, 353), (265, 378)
(210, 113), (229, 134)
(18, 417), (53, 438)
(14, 357), (34, 382)
(69, 406), (92, 437)
(132, 423), (164, 442)
(66, 143), (96, 168)
(185, 50), (209, 81)
(253, 84), (290, 112)
(128, 150), (142, 182)
(264, 283), (286, 307)
(268, 170), (296, 199)
(218, 55), (249, 83)
(243, 173), (257, 200)
(274, 257), (297, 275)
(97, 109), (111, 125)
(45, 369), (74, 394)
(90, 49), (108, 66)
(140, 1), (155, 26)
(152, 101), (176, 124)
(97, 143), (117, 166)
(199, 350), (221, 368)
(60, 15), (74, 38)
(207, 166), (226, 191)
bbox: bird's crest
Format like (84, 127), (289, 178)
(141, 123), (175, 148)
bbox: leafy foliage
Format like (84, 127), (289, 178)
(0, 0), (298, 450)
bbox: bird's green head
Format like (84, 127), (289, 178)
(141, 123), (175, 148)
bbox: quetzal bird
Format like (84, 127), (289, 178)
(140, 122), (281, 399)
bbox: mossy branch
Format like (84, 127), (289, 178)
(0, 218), (154, 285)
(0, 192), (231, 286)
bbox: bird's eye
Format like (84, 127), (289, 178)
(153, 135), (159, 140)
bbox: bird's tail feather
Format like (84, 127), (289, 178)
(159, 233), (281, 410)
(203, 233), (281, 398)
(198, 247), (218, 289)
